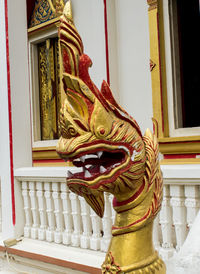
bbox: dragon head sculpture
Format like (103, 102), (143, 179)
(57, 1), (162, 236)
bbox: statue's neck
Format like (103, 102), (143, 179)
(107, 221), (155, 268)
(102, 206), (166, 273)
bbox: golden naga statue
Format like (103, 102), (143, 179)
(57, 1), (166, 273)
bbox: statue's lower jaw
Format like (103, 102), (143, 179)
(102, 222), (166, 273)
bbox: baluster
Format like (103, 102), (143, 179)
(61, 183), (73, 245)
(79, 196), (92, 249)
(29, 182), (39, 239)
(109, 194), (115, 225)
(22, 181), (32, 237)
(52, 182), (63, 243)
(159, 185), (175, 259)
(170, 185), (187, 251)
(90, 207), (101, 251)
(101, 193), (112, 252)
(153, 214), (160, 251)
(69, 192), (82, 247)
(36, 182), (47, 240)
(0, 184), (1, 232)
(184, 185), (200, 230)
(44, 182), (55, 242)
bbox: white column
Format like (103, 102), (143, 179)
(52, 182), (63, 243)
(90, 208), (102, 251)
(0, 183), (2, 232)
(22, 181), (32, 238)
(69, 192), (82, 247)
(44, 182), (55, 242)
(101, 193), (112, 252)
(170, 185), (187, 251)
(184, 185), (200, 230)
(159, 185), (175, 259)
(153, 214), (161, 251)
(109, 194), (115, 225)
(29, 182), (39, 239)
(36, 181), (47, 240)
(79, 196), (92, 249)
(61, 183), (73, 245)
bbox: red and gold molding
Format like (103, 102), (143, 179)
(159, 136), (200, 155)
(32, 147), (71, 166)
(161, 153), (200, 165)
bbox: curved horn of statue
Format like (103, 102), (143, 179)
(57, 1), (166, 273)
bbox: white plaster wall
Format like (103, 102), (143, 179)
(71, 0), (153, 135)
(115, 0), (153, 134)
(0, 0), (14, 239)
(0, 0), (32, 240)
(72, 0), (107, 90)
(8, 0), (32, 169)
(7, 0), (32, 237)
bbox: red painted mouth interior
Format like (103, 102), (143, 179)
(67, 150), (126, 181)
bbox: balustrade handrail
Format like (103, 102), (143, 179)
(14, 165), (200, 260)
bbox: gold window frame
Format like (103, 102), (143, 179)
(147, 0), (200, 164)
(28, 18), (64, 164)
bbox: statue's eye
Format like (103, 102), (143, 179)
(67, 125), (78, 137)
(97, 126), (106, 137)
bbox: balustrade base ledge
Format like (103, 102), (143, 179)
(0, 237), (103, 273)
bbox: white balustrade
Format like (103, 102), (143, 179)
(79, 196), (92, 249)
(44, 182), (55, 242)
(14, 166), (200, 260)
(29, 181), (39, 239)
(101, 193), (112, 252)
(22, 181), (32, 237)
(0, 183), (2, 233)
(36, 181), (47, 240)
(61, 182), (73, 245)
(69, 192), (82, 247)
(159, 185), (175, 259)
(90, 207), (102, 250)
(184, 185), (200, 229)
(52, 182), (63, 243)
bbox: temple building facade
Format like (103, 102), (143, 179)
(0, 0), (200, 273)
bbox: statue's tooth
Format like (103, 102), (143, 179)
(68, 171), (73, 178)
(85, 169), (92, 178)
(85, 164), (92, 169)
(131, 152), (136, 162)
(100, 166), (107, 174)
(118, 146), (130, 155)
(97, 151), (103, 158)
(131, 150), (139, 161)
(80, 156), (85, 162)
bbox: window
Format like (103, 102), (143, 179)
(147, 0), (200, 160)
(37, 37), (61, 141)
(169, 0), (200, 129)
(27, 0), (65, 164)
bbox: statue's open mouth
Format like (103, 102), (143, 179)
(57, 142), (135, 188)
(68, 150), (126, 181)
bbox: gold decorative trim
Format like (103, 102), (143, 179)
(28, 17), (61, 35)
(33, 161), (68, 167)
(147, 0), (158, 10)
(150, 59), (156, 72)
(147, 0), (169, 139)
(32, 148), (59, 160)
(159, 140), (200, 155)
(160, 159), (200, 165)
